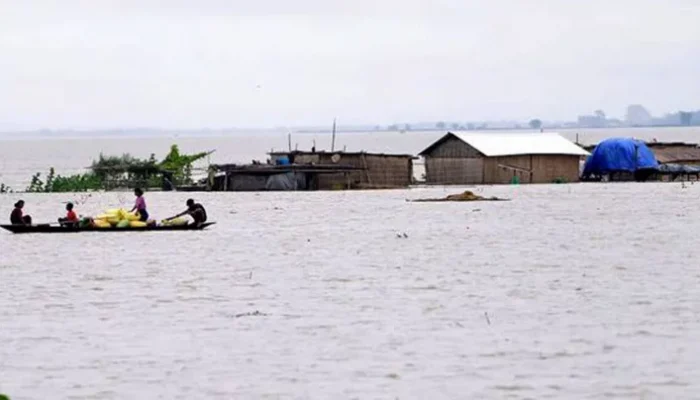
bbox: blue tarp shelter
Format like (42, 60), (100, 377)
(582, 138), (658, 178)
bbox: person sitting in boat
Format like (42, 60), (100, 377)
(166, 199), (207, 225)
(10, 200), (32, 225)
(58, 202), (79, 225)
(130, 188), (149, 222)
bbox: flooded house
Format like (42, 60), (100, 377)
(268, 150), (416, 190)
(645, 142), (700, 165)
(419, 132), (589, 185)
(207, 150), (415, 191)
(582, 139), (700, 182)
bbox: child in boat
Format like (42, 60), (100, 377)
(10, 200), (32, 225)
(58, 202), (79, 225)
(130, 188), (149, 222)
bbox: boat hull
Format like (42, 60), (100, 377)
(0, 222), (215, 234)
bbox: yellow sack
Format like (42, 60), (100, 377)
(93, 219), (111, 228)
(105, 208), (120, 215)
(125, 212), (140, 221)
(130, 221), (147, 228)
(107, 216), (120, 226)
(162, 217), (187, 226)
(94, 214), (110, 220)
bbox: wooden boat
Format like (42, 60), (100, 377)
(1, 222), (215, 234)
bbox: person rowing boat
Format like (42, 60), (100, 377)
(165, 199), (207, 225)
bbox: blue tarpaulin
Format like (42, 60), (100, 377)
(582, 138), (658, 177)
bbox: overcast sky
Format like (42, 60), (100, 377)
(1, 0), (699, 130)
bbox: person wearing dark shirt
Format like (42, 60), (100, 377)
(58, 202), (79, 225)
(166, 199), (207, 225)
(10, 200), (32, 225)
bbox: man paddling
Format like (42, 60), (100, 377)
(166, 199), (207, 225)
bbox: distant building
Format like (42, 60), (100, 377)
(625, 105), (653, 126)
(577, 110), (607, 128)
(419, 132), (589, 185)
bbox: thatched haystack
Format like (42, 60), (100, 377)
(409, 190), (508, 202)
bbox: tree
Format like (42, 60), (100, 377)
(529, 119), (542, 129)
(436, 121), (446, 129)
(451, 123), (460, 130)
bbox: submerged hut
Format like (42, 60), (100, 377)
(208, 150), (415, 191)
(207, 163), (364, 191)
(581, 138), (658, 181)
(646, 142), (700, 165)
(419, 132), (589, 185)
(268, 150), (415, 190)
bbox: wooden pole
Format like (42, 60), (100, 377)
(331, 118), (337, 152)
(288, 133), (292, 152)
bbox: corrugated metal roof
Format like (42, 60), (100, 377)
(427, 132), (590, 157)
(649, 144), (700, 164)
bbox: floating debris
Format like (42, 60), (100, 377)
(234, 310), (267, 318)
(409, 190), (509, 202)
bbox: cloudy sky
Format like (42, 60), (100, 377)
(1, 0), (699, 130)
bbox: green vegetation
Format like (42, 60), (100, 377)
(25, 144), (212, 193)
(0, 183), (11, 193)
(529, 119), (543, 129)
(0, 394), (10, 400)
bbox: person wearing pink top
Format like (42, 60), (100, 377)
(130, 188), (149, 222)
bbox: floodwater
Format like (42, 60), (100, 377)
(1, 130), (700, 399)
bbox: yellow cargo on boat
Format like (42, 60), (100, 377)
(161, 217), (187, 226)
(93, 219), (111, 228)
(94, 214), (110, 220)
(129, 221), (147, 228)
(107, 217), (120, 226)
(125, 212), (140, 221)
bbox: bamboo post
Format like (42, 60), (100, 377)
(361, 154), (372, 185)
(331, 118), (337, 152)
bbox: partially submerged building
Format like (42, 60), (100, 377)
(581, 138), (658, 181)
(208, 150), (415, 191)
(268, 151), (415, 190)
(646, 142), (700, 165)
(582, 139), (700, 182)
(419, 132), (589, 184)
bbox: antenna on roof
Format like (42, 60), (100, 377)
(331, 118), (337, 152)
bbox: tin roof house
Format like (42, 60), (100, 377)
(419, 132), (589, 184)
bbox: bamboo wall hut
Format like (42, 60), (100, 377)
(207, 163), (367, 191)
(268, 151), (415, 190)
(645, 142), (700, 165)
(582, 140), (700, 182)
(419, 132), (589, 184)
